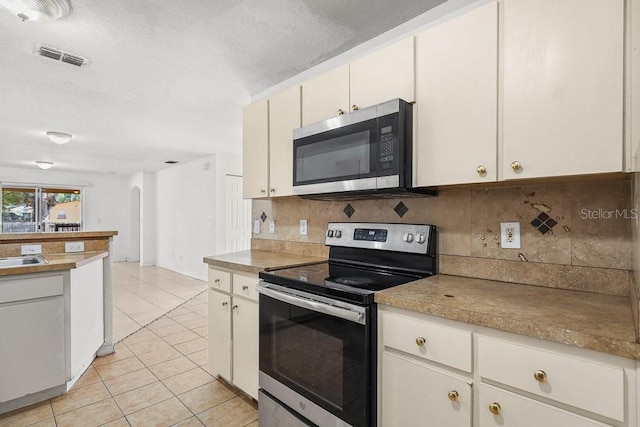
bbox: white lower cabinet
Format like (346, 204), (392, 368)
(207, 267), (259, 400)
(378, 306), (637, 427)
(381, 352), (472, 427)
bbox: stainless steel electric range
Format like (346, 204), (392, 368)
(257, 222), (437, 427)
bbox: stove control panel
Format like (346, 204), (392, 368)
(325, 222), (435, 254)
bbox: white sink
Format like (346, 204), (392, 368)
(0, 255), (48, 269)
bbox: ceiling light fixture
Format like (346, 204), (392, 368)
(46, 131), (72, 144)
(0, 0), (71, 22)
(36, 161), (54, 170)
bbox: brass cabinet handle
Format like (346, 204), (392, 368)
(489, 402), (501, 415)
(415, 337), (426, 347)
(534, 370), (547, 383)
(338, 109), (345, 116)
(214, 278), (220, 283)
(260, 188), (266, 194)
(511, 161), (522, 171)
(352, 104), (359, 111)
(232, 304), (238, 310)
(242, 285), (249, 290)
(222, 301), (228, 307)
(477, 165), (487, 175)
(269, 188), (275, 193)
(448, 390), (459, 401)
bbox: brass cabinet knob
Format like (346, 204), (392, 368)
(511, 161), (522, 171)
(489, 402), (501, 415)
(222, 301), (228, 306)
(214, 278), (220, 283)
(352, 104), (359, 111)
(534, 370), (547, 383)
(270, 188), (275, 193)
(477, 165), (487, 175)
(232, 304), (238, 310)
(338, 109), (345, 116)
(242, 285), (249, 290)
(260, 188), (266, 194)
(448, 390), (459, 401)
(415, 337), (426, 347)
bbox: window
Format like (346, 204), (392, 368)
(1, 186), (83, 233)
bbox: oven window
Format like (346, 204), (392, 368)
(260, 294), (369, 427)
(295, 130), (370, 183)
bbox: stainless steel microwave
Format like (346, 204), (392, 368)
(292, 98), (435, 199)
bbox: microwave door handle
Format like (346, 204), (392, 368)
(257, 284), (365, 325)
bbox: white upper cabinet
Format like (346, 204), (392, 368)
(350, 37), (416, 110)
(268, 85), (301, 197)
(415, 2), (498, 186)
(501, 0), (624, 180)
(301, 64), (350, 126)
(242, 98), (269, 199)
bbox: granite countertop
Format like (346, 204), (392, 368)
(0, 251), (109, 276)
(203, 250), (327, 275)
(376, 274), (640, 360)
(0, 231), (118, 243)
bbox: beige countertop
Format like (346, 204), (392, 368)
(0, 231), (118, 243)
(0, 251), (109, 276)
(203, 250), (327, 275)
(376, 274), (640, 360)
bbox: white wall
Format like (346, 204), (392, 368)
(0, 166), (130, 261)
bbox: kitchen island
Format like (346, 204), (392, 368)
(0, 231), (117, 415)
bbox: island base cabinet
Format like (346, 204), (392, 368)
(0, 297), (65, 404)
(478, 384), (611, 427)
(381, 352), (472, 427)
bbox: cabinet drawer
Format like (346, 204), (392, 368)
(208, 268), (231, 293)
(232, 274), (258, 301)
(0, 274), (64, 304)
(478, 336), (623, 422)
(478, 384), (609, 427)
(381, 352), (472, 427)
(381, 312), (472, 372)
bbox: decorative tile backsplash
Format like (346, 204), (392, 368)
(252, 177), (634, 295)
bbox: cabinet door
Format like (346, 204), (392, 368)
(268, 85), (301, 197)
(381, 352), (472, 427)
(415, 1), (498, 186)
(502, 0), (624, 179)
(208, 290), (231, 381)
(478, 384), (609, 427)
(350, 37), (415, 110)
(232, 297), (258, 400)
(0, 298), (65, 402)
(301, 64), (349, 125)
(242, 98), (269, 198)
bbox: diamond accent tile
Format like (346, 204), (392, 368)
(530, 212), (558, 235)
(343, 204), (355, 218)
(260, 212), (267, 222)
(393, 202), (409, 218)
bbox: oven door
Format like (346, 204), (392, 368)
(258, 282), (371, 427)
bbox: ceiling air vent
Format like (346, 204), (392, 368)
(34, 43), (89, 67)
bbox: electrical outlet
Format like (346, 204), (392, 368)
(65, 241), (85, 253)
(253, 219), (260, 234)
(500, 222), (521, 249)
(299, 219), (308, 236)
(21, 244), (42, 255)
(269, 220), (276, 234)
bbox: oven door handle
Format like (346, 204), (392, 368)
(257, 284), (366, 325)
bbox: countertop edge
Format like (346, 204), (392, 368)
(0, 251), (109, 276)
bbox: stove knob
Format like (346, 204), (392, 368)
(416, 233), (426, 244)
(403, 232), (414, 243)
(327, 230), (334, 238)
(335, 230), (342, 238)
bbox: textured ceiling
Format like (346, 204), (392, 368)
(0, 0), (447, 175)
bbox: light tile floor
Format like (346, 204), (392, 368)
(0, 263), (259, 427)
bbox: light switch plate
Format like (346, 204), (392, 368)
(253, 219), (260, 234)
(65, 241), (85, 253)
(300, 219), (308, 236)
(269, 220), (275, 234)
(21, 244), (42, 255)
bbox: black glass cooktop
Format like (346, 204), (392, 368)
(259, 261), (425, 305)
